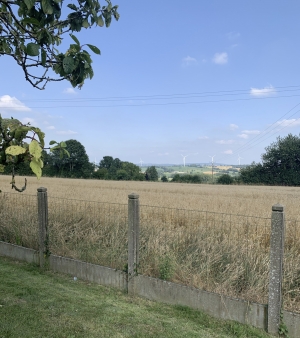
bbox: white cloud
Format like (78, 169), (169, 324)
(63, 88), (77, 95)
(46, 126), (55, 130)
(250, 85), (276, 97)
(224, 150), (233, 154)
(216, 140), (234, 144)
(238, 134), (249, 139)
(274, 118), (300, 128)
(0, 95), (31, 112)
(226, 32), (240, 40)
(229, 124), (239, 131)
(182, 56), (197, 67)
(241, 129), (260, 135)
(158, 152), (169, 156)
(198, 136), (208, 140)
(212, 52), (228, 65)
(56, 130), (78, 135)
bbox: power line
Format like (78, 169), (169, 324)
(230, 103), (300, 155)
(2, 93), (300, 109)
(217, 102), (300, 163)
(237, 113), (300, 154)
(10, 84), (300, 102)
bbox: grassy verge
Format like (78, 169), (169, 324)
(0, 256), (271, 338)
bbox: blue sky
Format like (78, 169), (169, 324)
(1, 1), (300, 165)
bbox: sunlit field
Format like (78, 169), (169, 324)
(1, 175), (300, 312)
(1, 175), (300, 217)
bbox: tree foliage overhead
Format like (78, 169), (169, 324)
(0, 0), (119, 89)
(240, 134), (300, 186)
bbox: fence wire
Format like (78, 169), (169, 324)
(2, 190), (300, 313)
(0, 192), (38, 250)
(283, 218), (300, 313)
(139, 205), (271, 305)
(47, 197), (128, 270)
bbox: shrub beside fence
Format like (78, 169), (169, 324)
(1, 187), (300, 336)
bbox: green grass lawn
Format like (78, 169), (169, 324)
(0, 256), (271, 338)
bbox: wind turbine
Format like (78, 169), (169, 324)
(237, 154), (243, 165)
(181, 154), (189, 167)
(209, 155), (215, 182)
(139, 158), (144, 168)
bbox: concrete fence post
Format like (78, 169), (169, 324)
(268, 204), (285, 335)
(37, 187), (49, 269)
(128, 193), (140, 295)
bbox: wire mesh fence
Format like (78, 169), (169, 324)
(283, 218), (300, 313)
(0, 192), (38, 250)
(139, 205), (271, 305)
(47, 197), (128, 270)
(2, 190), (300, 313)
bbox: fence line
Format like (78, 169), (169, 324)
(1, 188), (300, 336)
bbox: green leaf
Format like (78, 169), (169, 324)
(49, 140), (57, 145)
(82, 19), (89, 28)
(70, 34), (80, 46)
(22, 17), (40, 26)
(41, 49), (46, 66)
(86, 44), (100, 55)
(70, 44), (81, 52)
(24, 0), (36, 10)
(50, 146), (59, 152)
(31, 128), (45, 148)
(30, 158), (42, 179)
(41, 0), (53, 14)
(26, 43), (40, 56)
(67, 4), (77, 11)
(29, 140), (42, 159)
(63, 56), (75, 74)
(5, 146), (26, 156)
(63, 149), (70, 157)
(60, 141), (67, 148)
(97, 15), (104, 27)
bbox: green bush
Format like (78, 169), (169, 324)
(217, 174), (234, 185)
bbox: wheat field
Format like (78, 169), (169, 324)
(1, 175), (300, 312)
(1, 175), (300, 217)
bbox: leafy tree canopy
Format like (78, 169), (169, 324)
(240, 134), (300, 186)
(0, 0), (119, 89)
(97, 156), (144, 181)
(145, 166), (158, 182)
(161, 175), (168, 182)
(48, 139), (91, 178)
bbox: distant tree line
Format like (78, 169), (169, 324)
(1, 139), (159, 182)
(4, 134), (300, 186)
(171, 173), (210, 184)
(94, 156), (158, 181)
